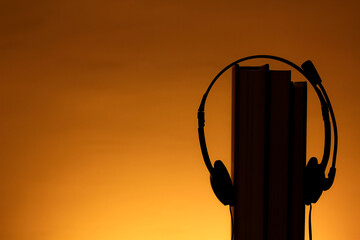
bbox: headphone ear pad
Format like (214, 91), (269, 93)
(210, 160), (234, 206)
(304, 157), (325, 205)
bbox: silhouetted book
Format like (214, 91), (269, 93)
(231, 64), (269, 240)
(267, 70), (291, 240)
(289, 82), (307, 240)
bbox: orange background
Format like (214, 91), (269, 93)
(0, 1), (359, 239)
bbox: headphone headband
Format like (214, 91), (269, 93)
(198, 55), (337, 180)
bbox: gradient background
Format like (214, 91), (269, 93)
(0, 1), (359, 239)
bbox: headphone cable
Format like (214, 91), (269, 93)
(309, 204), (313, 240)
(229, 206), (234, 240)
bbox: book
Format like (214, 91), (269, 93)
(231, 64), (269, 240)
(289, 82), (307, 240)
(267, 70), (291, 240)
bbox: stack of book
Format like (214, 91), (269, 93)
(231, 64), (307, 240)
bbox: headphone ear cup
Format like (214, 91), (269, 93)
(210, 160), (234, 206)
(304, 157), (325, 205)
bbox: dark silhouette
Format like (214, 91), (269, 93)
(197, 55), (338, 240)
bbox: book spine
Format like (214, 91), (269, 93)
(289, 82), (307, 240)
(232, 64), (249, 240)
(267, 70), (291, 240)
(232, 65), (269, 240)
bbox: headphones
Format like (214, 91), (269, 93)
(197, 55), (338, 206)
